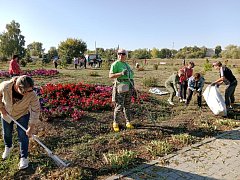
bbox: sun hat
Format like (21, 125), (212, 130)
(117, 49), (127, 54)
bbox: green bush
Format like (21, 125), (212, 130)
(153, 63), (158, 70)
(146, 140), (173, 157)
(142, 77), (158, 87)
(203, 58), (212, 72)
(103, 150), (137, 170)
(0, 56), (8, 61)
(171, 133), (194, 145)
(89, 71), (100, 77)
(20, 59), (27, 67)
(101, 61), (111, 70)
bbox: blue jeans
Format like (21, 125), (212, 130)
(1, 113), (30, 158)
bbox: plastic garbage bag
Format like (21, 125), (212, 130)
(203, 85), (227, 116)
(149, 88), (169, 95)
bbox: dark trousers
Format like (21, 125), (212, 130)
(225, 80), (237, 107)
(186, 88), (202, 107)
(179, 81), (188, 99)
(54, 62), (58, 69)
(1, 114), (30, 158)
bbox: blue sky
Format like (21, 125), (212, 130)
(0, 0), (240, 51)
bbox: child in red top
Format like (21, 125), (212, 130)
(9, 55), (21, 77)
(178, 61), (195, 102)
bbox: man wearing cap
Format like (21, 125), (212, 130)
(212, 61), (237, 111)
(109, 49), (134, 132)
(0, 75), (40, 169)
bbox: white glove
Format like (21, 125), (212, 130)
(176, 92), (179, 97)
(197, 89), (201, 92)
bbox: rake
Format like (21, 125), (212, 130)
(7, 114), (69, 168)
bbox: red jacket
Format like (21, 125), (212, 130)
(9, 59), (21, 75)
(179, 66), (193, 82)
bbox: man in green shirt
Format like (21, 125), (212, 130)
(109, 49), (134, 132)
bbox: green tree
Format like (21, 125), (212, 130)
(27, 41), (43, 57)
(221, 45), (240, 59)
(175, 46), (207, 59)
(159, 48), (172, 58)
(48, 46), (58, 59)
(101, 48), (117, 60)
(215, 45), (222, 57)
(151, 47), (160, 58)
(171, 49), (177, 58)
(0, 20), (25, 58)
(58, 38), (87, 64)
(131, 48), (151, 59)
(96, 48), (104, 55)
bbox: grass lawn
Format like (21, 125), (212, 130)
(0, 58), (240, 179)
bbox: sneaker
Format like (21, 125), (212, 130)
(126, 122), (134, 129)
(113, 122), (120, 132)
(168, 101), (174, 105)
(2, 146), (13, 160)
(19, 157), (29, 170)
(183, 99), (187, 102)
(179, 99), (183, 103)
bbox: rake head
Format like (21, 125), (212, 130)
(50, 154), (70, 168)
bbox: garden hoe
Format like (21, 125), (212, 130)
(7, 114), (69, 168)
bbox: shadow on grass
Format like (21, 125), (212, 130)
(13, 164), (38, 180)
(136, 124), (222, 138)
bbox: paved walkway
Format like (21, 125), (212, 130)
(106, 127), (240, 180)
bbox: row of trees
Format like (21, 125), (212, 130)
(0, 20), (87, 64)
(1, 20), (240, 65)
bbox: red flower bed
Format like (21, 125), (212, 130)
(38, 83), (150, 121)
(39, 83), (113, 121)
(0, 69), (59, 77)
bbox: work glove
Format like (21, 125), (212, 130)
(122, 69), (128, 75)
(197, 89), (201, 92)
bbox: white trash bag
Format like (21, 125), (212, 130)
(203, 85), (227, 116)
(149, 88), (169, 95)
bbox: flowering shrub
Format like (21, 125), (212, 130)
(0, 69), (59, 77)
(0, 71), (10, 77)
(36, 83), (150, 121)
(38, 83), (113, 121)
(24, 69), (59, 76)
